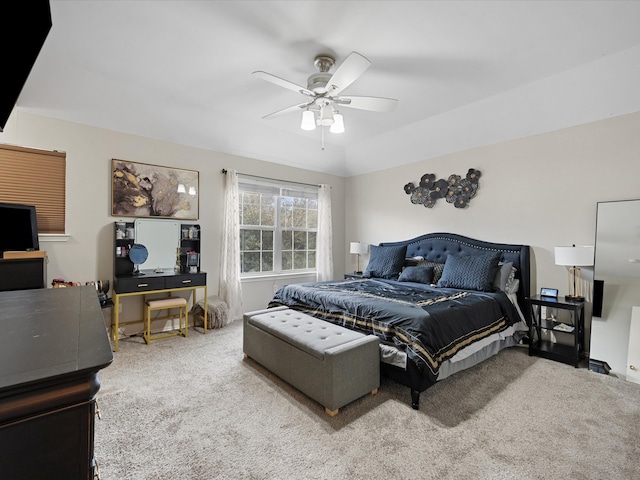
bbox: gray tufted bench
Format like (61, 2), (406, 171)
(243, 306), (380, 416)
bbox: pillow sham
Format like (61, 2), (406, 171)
(398, 265), (434, 284)
(417, 260), (445, 283)
(364, 244), (407, 280)
(504, 266), (517, 293)
(505, 278), (520, 295)
(437, 252), (501, 292)
(493, 261), (514, 291)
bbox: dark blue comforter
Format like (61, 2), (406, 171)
(268, 278), (521, 383)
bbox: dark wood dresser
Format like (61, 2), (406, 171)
(0, 286), (113, 480)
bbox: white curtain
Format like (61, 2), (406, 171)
(316, 184), (334, 281)
(219, 169), (243, 321)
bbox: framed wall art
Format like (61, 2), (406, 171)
(111, 159), (199, 219)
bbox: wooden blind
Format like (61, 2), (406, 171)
(0, 144), (66, 234)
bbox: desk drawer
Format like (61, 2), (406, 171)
(115, 276), (165, 293)
(166, 273), (206, 289)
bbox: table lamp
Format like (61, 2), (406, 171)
(554, 245), (594, 301)
(350, 242), (369, 274)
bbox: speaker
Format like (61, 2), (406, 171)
(593, 279), (604, 317)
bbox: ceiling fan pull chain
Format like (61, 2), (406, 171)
(321, 125), (325, 150)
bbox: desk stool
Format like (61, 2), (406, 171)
(144, 297), (188, 344)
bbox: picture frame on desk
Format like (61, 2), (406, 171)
(111, 159), (199, 220)
(187, 253), (199, 273)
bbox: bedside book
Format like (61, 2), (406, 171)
(553, 323), (575, 332)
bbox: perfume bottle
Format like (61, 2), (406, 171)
(175, 247), (182, 273)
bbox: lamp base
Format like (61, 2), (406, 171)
(565, 294), (585, 302)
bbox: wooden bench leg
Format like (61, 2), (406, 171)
(325, 407), (339, 417)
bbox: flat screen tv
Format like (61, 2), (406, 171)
(0, 203), (40, 254)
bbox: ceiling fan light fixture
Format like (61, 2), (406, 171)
(318, 104), (334, 126)
(330, 112), (345, 133)
(301, 109), (316, 130)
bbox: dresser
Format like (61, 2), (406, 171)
(0, 286), (113, 479)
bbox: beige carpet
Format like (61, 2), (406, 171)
(95, 319), (640, 479)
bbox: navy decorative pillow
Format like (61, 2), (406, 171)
(417, 260), (445, 283)
(398, 266), (434, 284)
(364, 245), (407, 280)
(437, 252), (501, 291)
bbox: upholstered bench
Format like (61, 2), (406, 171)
(144, 297), (188, 344)
(243, 306), (380, 416)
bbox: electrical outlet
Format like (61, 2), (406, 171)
(118, 303), (123, 313)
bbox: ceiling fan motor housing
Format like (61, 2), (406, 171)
(307, 55), (335, 93)
(307, 73), (332, 93)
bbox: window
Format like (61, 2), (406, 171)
(239, 176), (318, 275)
(0, 144), (66, 234)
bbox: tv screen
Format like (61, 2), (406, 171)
(0, 203), (40, 254)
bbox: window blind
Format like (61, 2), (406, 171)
(0, 144), (66, 234)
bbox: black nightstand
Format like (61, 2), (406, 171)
(344, 272), (364, 279)
(527, 295), (585, 367)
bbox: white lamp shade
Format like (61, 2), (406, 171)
(318, 104), (334, 126)
(330, 113), (344, 133)
(350, 242), (369, 255)
(555, 245), (595, 266)
(301, 110), (316, 130)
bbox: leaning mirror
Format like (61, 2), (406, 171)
(591, 199), (640, 381)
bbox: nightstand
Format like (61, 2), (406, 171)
(344, 273), (364, 279)
(527, 295), (585, 367)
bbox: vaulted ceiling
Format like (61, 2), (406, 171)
(16, 1), (640, 176)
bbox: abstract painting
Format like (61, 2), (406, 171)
(111, 159), (199, 219)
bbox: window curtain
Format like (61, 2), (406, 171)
(219, 169), (243, 321)
(316, 184), (334, 281)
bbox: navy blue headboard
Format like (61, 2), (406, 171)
(380, 233), (531, 324)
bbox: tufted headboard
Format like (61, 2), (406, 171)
(380, 232), (531, 324)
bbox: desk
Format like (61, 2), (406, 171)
(0, 286), (113, 480)
(112, 270), (207, 352)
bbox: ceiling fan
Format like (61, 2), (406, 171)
(253, 52), (397, 138)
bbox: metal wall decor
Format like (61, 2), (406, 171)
(404, 168), (481, 209)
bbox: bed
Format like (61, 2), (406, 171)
(268, 233), (530, 409)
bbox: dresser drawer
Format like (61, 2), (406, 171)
(165, 273), (207, 289)
(115, 276), (165, 293)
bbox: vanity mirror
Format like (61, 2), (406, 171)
(591, 199), (640, 380)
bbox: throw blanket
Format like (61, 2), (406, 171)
(269, 278), (521, 384)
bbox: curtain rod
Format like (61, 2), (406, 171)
(221, 169), (320, 189)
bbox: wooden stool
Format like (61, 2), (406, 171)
(144, 297), (188, 344)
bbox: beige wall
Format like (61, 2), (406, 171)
(345, 111), (640, 370)
(2, 108), (639, 371)
(0, 111), (345, 324)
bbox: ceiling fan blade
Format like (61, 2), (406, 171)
(252, 71), (315, 97)
(261, 102), (313, 119)
(333, 95), (398, 112)
(326, 52), (371, 96)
